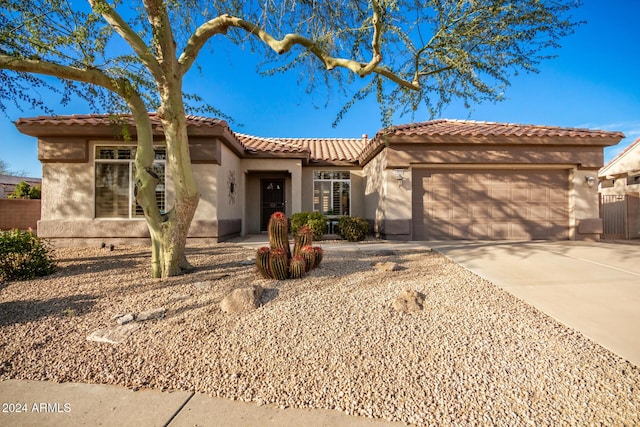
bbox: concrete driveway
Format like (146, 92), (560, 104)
(430, 240), (640, 367)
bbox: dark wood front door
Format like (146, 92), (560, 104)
(261, 179), (285, 231)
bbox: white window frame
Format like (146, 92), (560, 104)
(313, 171), (351, 216)
(94, 144), (166, 219)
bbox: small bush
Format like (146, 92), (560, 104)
(336, 216), (370, 242)
(290, 212), (327, 240)
(8, 181), (41, 199)
(0, 229), (57, 282)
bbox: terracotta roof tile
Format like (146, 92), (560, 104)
(384, 119), (625, 139)
(15, 115), (625, 166)
(359, 119), (626, 163)
(235, 134), (364, 163)
(15, 113), (230, 130)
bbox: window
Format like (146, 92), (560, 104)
(627, 174), (640, 186)
(313, 171), (350, 215)
(95, 146), (166, 218)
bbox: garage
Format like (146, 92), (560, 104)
(412, 169), (569, 240)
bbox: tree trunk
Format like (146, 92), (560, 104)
(131, 90), (199, 278)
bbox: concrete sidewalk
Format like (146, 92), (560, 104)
(0, 379), (405, 427)
(430, 240), (640, 367)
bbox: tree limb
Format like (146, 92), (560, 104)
(88, 0), (163, 80)
(179, 12), (419, 90)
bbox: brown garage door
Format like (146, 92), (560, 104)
(412, 169), (569, 240)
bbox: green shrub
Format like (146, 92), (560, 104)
(290, 212), (327, 240)
(0, 229), (57, 282)
(336, 216), (370, 242)
(8, 181), (41, 199)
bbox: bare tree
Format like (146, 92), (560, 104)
(0, 0), (581, 277)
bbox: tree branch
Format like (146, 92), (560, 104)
(0, 54), (119, 92)
(179, 11), (420, 90)
(0, 54), (163, 231)
(88, 0), (163, 80)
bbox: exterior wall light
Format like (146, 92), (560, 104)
(585, 175), (596, 187)
(393, 169), (406, 186)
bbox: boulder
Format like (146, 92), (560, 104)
(220, 286), (263, 314)
(391, 289), (425, 313)
(115, 313), (135, 325)
(373, 261), (399, 272)
(87, 323), (141, 344)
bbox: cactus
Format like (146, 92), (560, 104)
(256, 213), (324, 280)
(256, 246), (272, 279)
(312, 246), (324, 268)
(269, 247), (289, 280)
(300, 245), (316, 272)
(268, 211), (291, 258)
(293, 225), (313, 257)
(289, 255), (306, 279)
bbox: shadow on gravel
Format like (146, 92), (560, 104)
(0, 294), (97, 326)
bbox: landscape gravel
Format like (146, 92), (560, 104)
(0, 243), (638, 426)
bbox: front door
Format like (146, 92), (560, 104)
(261, 179), (285, 231)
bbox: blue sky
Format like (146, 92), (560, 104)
(1, 0), (639, 178)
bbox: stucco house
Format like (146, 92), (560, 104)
(15, 115), (623, 245)
(598, 137), (640, 240)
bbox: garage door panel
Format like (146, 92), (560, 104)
(549, 191), (567, 203)
(490, 187), (509, 200)
(413, 169), (569, 240)
(531, 187), (550, 202)
(512, 187), (530, 202)
(471, 205), (490, 219)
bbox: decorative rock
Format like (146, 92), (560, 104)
(116, 313), (135, 325)
(373, 261), (399, 272)
(220, 286), (263, 314)
(136, 307), (166, 322)
(391, 289), (425, 313)
(86, 323), (141, 344)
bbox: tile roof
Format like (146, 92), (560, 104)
(0, 174), (42, 185)
(359, 119), (626, 163)
(380, 119), (626, 139)
(15, 114), (230, 130)
(15, 115), (625, 165)
(235, 134), (365, 163)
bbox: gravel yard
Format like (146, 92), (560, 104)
(0, 244), (638, 426)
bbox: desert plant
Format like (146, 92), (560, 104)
(336, 216), (369, 242)
(290, 212), (327, 240)
(299, 245), (316, 271)
(256, 246), (272, 279)
(268, 212), (291, 258)
(269, 248), (289, 280)
(313, 246), (324, 267)
(0, 229), (56, 282)
(289, 255), (306, 279)
(293, 226), (313, 257)
(256, 212), (323, 280)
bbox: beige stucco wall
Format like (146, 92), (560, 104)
(363, 148), (387, 235)
(216, 145), (242, 220)
(570, 168), (603, 240)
